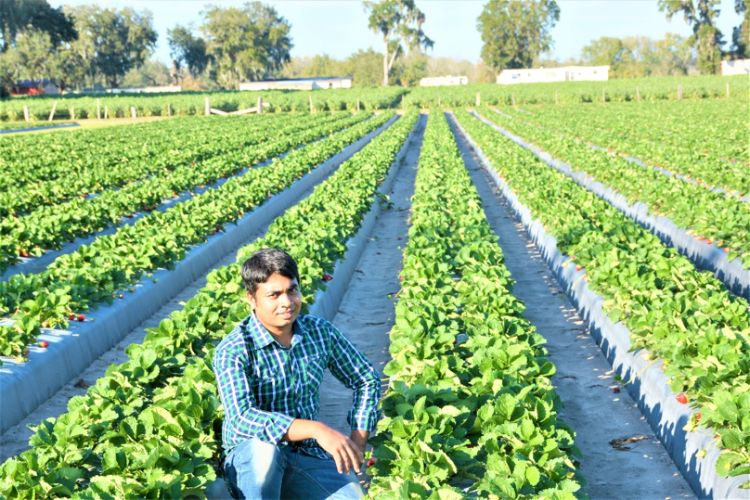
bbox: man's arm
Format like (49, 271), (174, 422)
(325, 324), (382, 446)
(283, 419), (364, 475)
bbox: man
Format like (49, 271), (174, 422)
(213, 248), (381, 499)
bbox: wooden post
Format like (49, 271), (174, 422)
(257, 96), (263, 114)
(475, 91), (481, 106)
(69, 107), (75, 120)
(635, 87), (641, 102)
(167, 103), (172, 117)
(726, 82), (730, 98)
(96, 98), (101, 119)
(205, 96), (211, 116)
(104, 106), (108, 119)
(309, 94), (314, 113)
(511, 94), (516, 106)
(677, 84), (683, 100)
(23, 105), (29, 122)
(130, 106), (137, 118)
(48, 101), (57, 121)
(400, 95), (405, 110)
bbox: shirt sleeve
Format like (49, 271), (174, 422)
(213, 342), (294, 445)
(325, 322), (382, 433)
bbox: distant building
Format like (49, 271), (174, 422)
(239, 76), (353, 91)
(11, 79), (60, 96)
(109, 85), (182, 94)
(419, 75), (469, 87)
(497, 66), (609, 84)
(721, 59), (750, 75)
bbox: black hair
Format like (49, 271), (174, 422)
(241, 248), (300, 294)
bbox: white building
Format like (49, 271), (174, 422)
(497, 66), (609, 85)
(109, 85), (182, 94)
(721, 59), (750, 75)
(419, 75), (469, 87)
(239, 77), (353, 91)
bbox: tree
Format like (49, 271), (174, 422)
(0, 0), (76, 52)
(478, 0), (560, 72)
(201, 2), (292, 88)
(167, 25), (208, 82)
(658, 0), (722, 74)
(121, 59), (171, 88)
(395, 50), (428, 86)
(67, 5), (157, 88)
(345, 49), (383, 86)
(732, 0), (749, 57)
(365, 0), (433, 86)
(582, 34), (695, 77)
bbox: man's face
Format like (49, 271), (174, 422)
(247, 272), (301, 335)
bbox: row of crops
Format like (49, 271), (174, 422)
(0, 93), (748, 496)
(1, 74), (746, 123)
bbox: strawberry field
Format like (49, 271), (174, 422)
(0, 83), (749, 498)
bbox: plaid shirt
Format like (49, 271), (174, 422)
(213, 313), (381, 459)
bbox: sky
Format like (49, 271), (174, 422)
(49, 0), (744, 65)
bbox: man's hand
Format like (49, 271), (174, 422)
(315, 424), (363, 475)
(350, 429), (369, 460)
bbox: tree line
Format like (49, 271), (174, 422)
(0, 0), (748, 98)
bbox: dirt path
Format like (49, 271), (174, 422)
(317, 115), (426, 435)
(448, 114), (695, 500)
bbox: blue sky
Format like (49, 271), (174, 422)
(50, 0), (743, 64)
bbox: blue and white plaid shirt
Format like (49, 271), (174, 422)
(213, 313), (381, 459)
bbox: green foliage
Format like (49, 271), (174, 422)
(368, 113), (581, 497)
(0, 110), (415, 498)
(456, 107), (750, 480)
(581, 34), (694, 77)
(658, 0), (723, 74)
(201, 2), (292, 88)
(477, 0), (560, 71)
(65, 5), (158, 88)
(0, 0), (76, 52)
(167, 25), (209, 80)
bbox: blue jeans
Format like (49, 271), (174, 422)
(224, 437), (364, 499)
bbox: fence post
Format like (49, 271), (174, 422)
(636, 87), (641, 102)
(48, 101), (57, 121)
(104, 106), (108, 119)
(96, 98), (101, 119)
(677, 84), (683, 100)
(511, 94), (516, 106)
(476, 91), (481, 106)
(257, 96), (263, 114)
(167, 103), (172, 117)
(726, 82), (730, 98)
(23, 105), (29, 122)
(205, 96), (211, 116)
(401, 95), (405, 110)
(309, 94), (314, 113)
(69, 107), (75, 120)
(130, 106), (137, 119)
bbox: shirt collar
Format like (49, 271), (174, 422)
(242, 312), (304, 350)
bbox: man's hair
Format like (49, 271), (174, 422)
(241, 248), (300, 294)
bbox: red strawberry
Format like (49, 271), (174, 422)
(695, 411), (702, 423)
(676, 393), (688, 404)
(322, 273), (333, 282)
(39, 340), (49, 348)
(19, 249), (29, 257)
(77, 313), (86, 322)
(366, 457), (377, 467)
(723, 247), (730, 253)
(575, 264), (582, 271)
(68, 313), (76, 321)
(612, 386), (620, 394)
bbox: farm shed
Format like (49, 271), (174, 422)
(419, 75), (469, 87)
(239, 76), (353, 91)
(721, 59), (750, 75)
(497, 65), (609, 84)
(11, 79), (60, 96)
